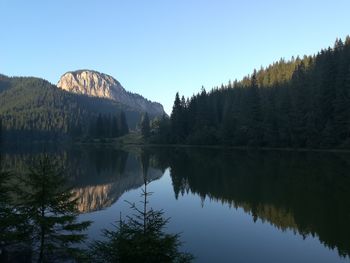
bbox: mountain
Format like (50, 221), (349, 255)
(0, 73), (164, 141)
(57, 70), (165, 116)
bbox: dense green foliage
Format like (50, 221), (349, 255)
(0, 117), (2, 144)
(16, 157), (91, 262)
(119, 111), (130, 136)
(87, 112), (129, 139)
(90, 194), (193, 263)
(140, 112), (151, 138)
(154, 37), (350, 148)
(0, 76), (139, 142)
(0, 171), (30, 261)
(0, 157), (91, 262)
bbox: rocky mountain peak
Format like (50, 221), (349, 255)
(57, 70), (165, 116)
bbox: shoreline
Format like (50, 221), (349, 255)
(2, 139), (350, 154)
(118, 143), (350, 154)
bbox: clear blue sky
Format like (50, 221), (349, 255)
(1, 0), (349, 114)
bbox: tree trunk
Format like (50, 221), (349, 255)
(38, 207), (45, 263)
(143, 179), (147, 234)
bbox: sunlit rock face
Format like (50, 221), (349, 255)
(57, 70), (165, 116)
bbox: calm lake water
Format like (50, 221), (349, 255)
(1, 145), (350, 263)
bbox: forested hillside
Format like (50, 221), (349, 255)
(154, 36), (350, 149)
(0, 76), (138, 141)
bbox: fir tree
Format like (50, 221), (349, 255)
(171, 92), (187, 143)
(141, 113), (151, 138)
(0, 171), (30, 260)
(0, 117), (2, 144)
(246, 70), (262, 146)
(96, 114), (104, 138)
(16, 157), (91, 262)
(112, 116), (120, 138)
(119, 111), (129, 136)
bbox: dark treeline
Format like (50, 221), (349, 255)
(154, 36), (350, 148)
(74, 111), (129, 139)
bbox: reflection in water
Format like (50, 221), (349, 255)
(69, 148), (163, 212)
(0, 146), (164, 213)
(73, 183), (114, 212)
(154, 147), (350, 258)
(72, 163), (163, 213)
(1, 146), (350, 260)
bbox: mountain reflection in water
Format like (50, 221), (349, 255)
(1, 145), (350, 261)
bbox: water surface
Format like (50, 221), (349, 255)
(1, 145), (350, 262)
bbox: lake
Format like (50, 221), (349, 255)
(1, 145), (350, 263)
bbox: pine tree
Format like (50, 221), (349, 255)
(141, 112), (151, 138)
(290, 62), (308, 147)
(333, 65), (350, 144)
(103, 115), (112, 138)
(170, 93), (182, 142)
(171, 92), (189, 143)
(16, 157), (91, 262)
(0, 117), (2, 144)
(153, 115), (171, 143)
(0, 171), (30, 260)
(119, 111), (129, 136)
(246, 70), (262, 146)
(261, 89), (279, 147)
(112, 116), (120, 138)
(96, 114), (104, 138)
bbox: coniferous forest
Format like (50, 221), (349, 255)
(153, 37), (350, 149)
(0, 76), (135, 142)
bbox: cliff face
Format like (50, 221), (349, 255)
(57, 70), (165, 116)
